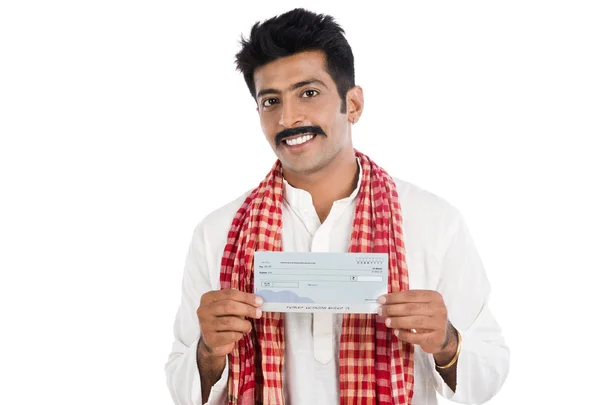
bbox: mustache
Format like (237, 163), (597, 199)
(275, 126), (326, 146)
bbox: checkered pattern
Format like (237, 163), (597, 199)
(220, 150), (414, 404)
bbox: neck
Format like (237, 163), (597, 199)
(282, 150), (359, 222)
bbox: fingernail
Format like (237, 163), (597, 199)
(378, 296), (386, 304)
(394, 329), (400, 337)
(256, 309), (262, 318)
(377, 307), (382, 317)
(255, 296), (263, 305)
(385, 318), (391, 327)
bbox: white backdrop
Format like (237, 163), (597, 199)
(1, 1), (599, 404)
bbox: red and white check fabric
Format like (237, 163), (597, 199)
(220, 150), (414, 404)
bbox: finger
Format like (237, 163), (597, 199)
(378, 290), (441, 305)
(213, 316), (253, 333)
(394, 329), (439, 347)
(209, 299), (263, 319)
(383, 315), (436, 331)
(201, 289), (264, 307)
(205, 331), (245, 349)
(380, 302), (435, 317)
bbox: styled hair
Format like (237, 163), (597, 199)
(235, 8), (355, 113)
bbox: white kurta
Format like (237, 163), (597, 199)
(165, 164), (509, 405)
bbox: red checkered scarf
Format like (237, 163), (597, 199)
(219, 150), (414, 404)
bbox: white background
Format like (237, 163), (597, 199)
(1, 1), (599, 404)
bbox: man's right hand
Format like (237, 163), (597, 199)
(197, 289), (264, 358)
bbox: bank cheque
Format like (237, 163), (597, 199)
(254, 251), (388, 313)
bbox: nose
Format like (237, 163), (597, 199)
(278, 100), (305, 128)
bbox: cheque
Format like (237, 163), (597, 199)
(254, 251), (388, 313)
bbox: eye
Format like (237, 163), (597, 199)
(302, 89), (319, 98)
(262, 97), (279, 108)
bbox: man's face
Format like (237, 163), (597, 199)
(253, 50), (355, 176)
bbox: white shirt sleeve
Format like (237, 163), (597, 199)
(427, 208), (510, 404)
(164, 223), (229, 405)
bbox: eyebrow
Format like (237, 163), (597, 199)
(256, 78), (328, 99)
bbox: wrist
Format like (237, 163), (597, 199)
(197, 337), (226, 362)
(434, 326), (462, 370)
(433, 324), (459, 365)
(196, 336), (227, 404)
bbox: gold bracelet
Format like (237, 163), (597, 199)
(436, 329), (462, 369)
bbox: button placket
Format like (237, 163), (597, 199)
(311, 222), (334, 364)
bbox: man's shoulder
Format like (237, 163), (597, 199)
(391, 176), (463, 231)
(194, 188), (254, 237)
(392, 176), (457, 212)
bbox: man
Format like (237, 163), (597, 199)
(165, 8), (509, 405)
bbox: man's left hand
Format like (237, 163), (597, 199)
(379, 290), (456, 355)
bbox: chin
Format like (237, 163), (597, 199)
(283, 158), (329, 176)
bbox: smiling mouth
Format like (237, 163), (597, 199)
(283, 133), (316, 146)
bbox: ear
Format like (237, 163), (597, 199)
(346, 86), (364, 124)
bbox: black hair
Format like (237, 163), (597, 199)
(235, 8), (355, 113)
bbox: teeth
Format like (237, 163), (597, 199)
(285, 134), (315, 146)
